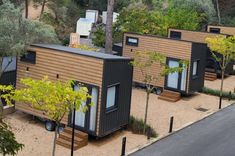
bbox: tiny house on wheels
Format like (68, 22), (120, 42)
(207, 25), (235, 36)
(168, 28), (234, 80)
(122, 33), (207, 101)
(16, 44), (133, 138)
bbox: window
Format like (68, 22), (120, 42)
(192, 60), (199, 77)
(106, 84), (119, 110)
(20, 51), (36, 64)
(170, 31), (181, 39)
(126, 36), (139, 46)
(209, 28), (220, 34)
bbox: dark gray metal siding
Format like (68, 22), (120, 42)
(189, 43), (207, 93)
(99, 59), (133, 137)
(0, 71), (16, 86)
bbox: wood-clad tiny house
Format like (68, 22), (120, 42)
(122, 33), (207, 95)
(16, 44), (133, 137)
(207, 25), (235, 36)
(168, 28), (234, 76)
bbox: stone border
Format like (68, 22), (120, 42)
(126, 102), (235, 155)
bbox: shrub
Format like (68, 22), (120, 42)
(128, 116), (158, 138)
(201, 87), (235, 100)
(92, 27), (105, 47)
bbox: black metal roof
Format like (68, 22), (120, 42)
(31, 44), (131, 60)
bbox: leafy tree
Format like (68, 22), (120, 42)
(131, 51), (188, 133)
(0, 122), (24, 156)
(206, 35), (235, 109)
(168, 0), (217, 23)
(1, 77), (91, 156)
(92, 4), (203, 46)
(0, 0), (59, 120)
(0, 85), (24, 156)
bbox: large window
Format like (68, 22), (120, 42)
(192, 60), (199, 77)
(20, 51), (36, 64)
(106, 84), (119, 111)
(170, 31), (182, 39)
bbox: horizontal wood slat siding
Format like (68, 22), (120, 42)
(207, 25), (235, 36)
(168, 29), (225, 43)
(123, 33), (192, 89)
(16, 47), (104, 132)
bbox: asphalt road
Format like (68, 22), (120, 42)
(131, 104), (235, 156)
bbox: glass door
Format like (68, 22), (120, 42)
(71, 83), (99, 133)
(167, 60), (180, 89)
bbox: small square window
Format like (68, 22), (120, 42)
(20, 51), (36, 64)
(106, 85), (119, 110)
(170, 31), (182, 39)
(209, 28), (220, 34)
(193, 60), (199, 76)
(126, 37), (139, 46)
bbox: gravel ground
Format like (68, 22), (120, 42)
(204, 75), (235, 92)
(5, 87), (234, 156)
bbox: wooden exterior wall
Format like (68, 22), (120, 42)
(16, 46), (104, 135)
(168, 29), (224, 43)
(207, 25), (235, 35)
(123, 33), (193, 93)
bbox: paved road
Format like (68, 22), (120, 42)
(131, 104), (235, 156)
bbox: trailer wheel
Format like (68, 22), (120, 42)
(45, 120), (56, 131)
(155, 88), (162, 95)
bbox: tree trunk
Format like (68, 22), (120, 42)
(219, 69), (225, 109)
(40, 0), (46, 19)
(216, 0), (221, 24)
(105, 0), (114, 54)
(143, 90), (150, 134)
(25, 0), (29, 19)
(52, 123), (59, 156)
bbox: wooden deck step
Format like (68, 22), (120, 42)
(158, 90), (181, 102)
(56, 127), (88, 151)
(63, 127), (88, 140)
(205, 72), (217, 81)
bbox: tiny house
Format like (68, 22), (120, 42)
(85, 10), (99, 23)
(1, 57), (17, 114)
(1, 57), (17, 86)
(168, 28), (233, 76)
(207, 25), (235, 36)
(122, 33), (207, 96)
(16, 44), (133, 137)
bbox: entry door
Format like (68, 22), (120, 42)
(72, 84), (99, 133)
(166, 59), (187, 91)
(167, 60), (179, 89)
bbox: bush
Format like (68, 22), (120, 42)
(92, 27), (105, 47)
(201, 87), (235, 100)
(128, 116), (158, 138)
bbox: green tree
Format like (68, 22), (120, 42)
(92, 4), (203, 46)
(0, 123), (24, 156)
(1, 77), (91, 156)
(206, 35), (235, 109)
(0, 0), (59, 120)
(131, 51), (188, 133)
(0, 85), (24, 156)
